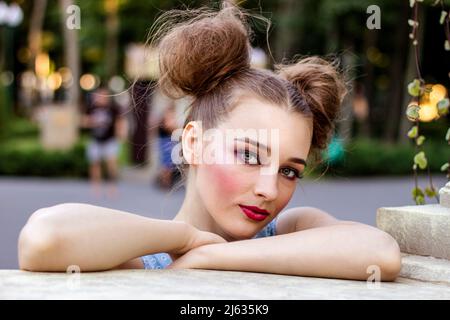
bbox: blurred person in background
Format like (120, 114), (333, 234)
(156, 100), (179, 189)
(81, 87), (127, 198)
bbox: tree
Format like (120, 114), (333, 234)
(104, 0), (120, 80)
(273, 0), (304, 61)
(28, 0), (47, 71)
(383, 0), (410, 143)
(59, 0), (80, 108)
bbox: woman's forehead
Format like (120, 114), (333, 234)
(201, 100), (312, 163)
(217, 98), (312, 143)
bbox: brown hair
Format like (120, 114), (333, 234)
(152, 1), (347, 180)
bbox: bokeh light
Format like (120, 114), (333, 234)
(0, 71), (14, 86)
(430, 84), (447, 105)
(108, 76), (126, 93)
(35, 53), (50, 78)
(47, 73), (62, 91)
(80, 74), (100, 91)
(418, 102), (439, 122)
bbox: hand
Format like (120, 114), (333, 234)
(168, 225), (226, 261)
(167, 247), (206, 269)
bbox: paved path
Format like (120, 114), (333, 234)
(0, 174), (447, 269)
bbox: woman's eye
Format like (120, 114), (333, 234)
(280, 167), (302, 180)
(235, 150), (303, 180)
(236, 150), (260, 165)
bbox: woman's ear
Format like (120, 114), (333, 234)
(181, 121), (203, 165)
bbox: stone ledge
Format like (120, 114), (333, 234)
(1, 264), (450, 300)
(400, 253), (450, 284)
(377, 204), (450, 259)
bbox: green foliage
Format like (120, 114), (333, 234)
(0, 117), (39, 140)
(0, 137), (88, 177)
(314, 138), (450, 176)
(414, 151), (428, 169)
(74, 0), (208, 79)
(425, 186), (437, 198)
(408, 126), (418, 138)
(411, 184), (437, 205)
(0, 135), (131, 178)
(416, 135), (426, 146)
(407, 79), (421, 97)
(412, 186), (425, 205)
(404, 0), (450, 204)
(406, 103), (420, 121)
(438, 98), (450, 115)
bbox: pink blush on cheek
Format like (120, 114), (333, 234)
(207, 164), (242, 195)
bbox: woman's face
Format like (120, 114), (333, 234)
(190, 95), (313, 241)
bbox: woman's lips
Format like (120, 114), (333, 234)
(239, 205), (269, 221)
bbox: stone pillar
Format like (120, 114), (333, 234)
(38, 104), (79, 151)
(439, 182), (450, 208)
(377, 181), (450, 260)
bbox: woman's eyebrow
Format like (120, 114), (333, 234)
(234, 137), (307, 167)
(288, 158), (307, 167)
(234, 137), (269, 151)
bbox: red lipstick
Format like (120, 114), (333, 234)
(239, 205), (269, 221)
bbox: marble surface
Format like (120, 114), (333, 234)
(1, 267), (450, 300)
(377, 204), (450, 259)
(400, 253), (450, 283)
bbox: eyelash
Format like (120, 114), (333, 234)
(235, 149), (304, 180)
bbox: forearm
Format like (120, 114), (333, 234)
(186, 223), (401, 281)
(115, 118), (127, 140)
(18, 203), (188, 272)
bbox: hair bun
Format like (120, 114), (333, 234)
(276, 56), (347, 151)
(158, 5), (251, 99)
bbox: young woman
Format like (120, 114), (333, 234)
(18, 2), (401, 281)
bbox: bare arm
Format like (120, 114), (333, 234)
(18, 203), (224, 272)
(169, 207), (402, 281)
(115, 117), (128, 142)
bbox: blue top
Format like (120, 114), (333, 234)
(140, 218), (278, 270)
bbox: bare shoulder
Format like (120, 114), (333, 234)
(276, 206), (346, 235)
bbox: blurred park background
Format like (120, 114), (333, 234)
(0, 0), (449, 269)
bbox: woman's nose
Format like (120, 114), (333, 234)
(253, 172), (278, 201)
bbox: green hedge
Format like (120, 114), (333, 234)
(316, 138), (450, 176)
(0, 117), (39, 140)
(0, 133), (132, 177)
(0, 137), (88, 177)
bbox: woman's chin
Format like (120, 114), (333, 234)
(223, 226), (259, 241)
